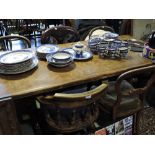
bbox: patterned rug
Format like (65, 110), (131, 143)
(136, 106), (155, 135)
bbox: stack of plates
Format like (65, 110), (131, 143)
(46, 51), (74, 67)
(37, 44), (59, 59)
(0, 50), (38, 74)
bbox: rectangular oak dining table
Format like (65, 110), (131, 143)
(0, 35), (154, 134)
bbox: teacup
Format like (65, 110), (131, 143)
(119, 47), (128, 58)
(73, 42), (85, 56)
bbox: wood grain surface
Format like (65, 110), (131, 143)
(0, 36), (153, 99)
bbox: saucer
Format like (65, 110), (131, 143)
(62, 48), (93, 60)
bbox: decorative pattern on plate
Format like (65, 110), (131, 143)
(46, 51), (74, 68)
(0, 51), (33, 64)
(37, 44), (59, 59)
(63, 48), (93, 60)
(0, 57), (38, 74)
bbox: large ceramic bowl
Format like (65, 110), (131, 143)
(52, 51), (72, 62)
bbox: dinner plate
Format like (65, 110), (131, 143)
(0, 51), (33, 64)
(37, 44), (59, 59)
(0, 57), (38, 74)
(62, 48), (93, 60)
(37, 44), (59, 53)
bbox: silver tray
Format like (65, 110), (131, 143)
(63, 48), (93, 60)
(0, 57), (38, 74)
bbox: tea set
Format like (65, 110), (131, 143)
(88, 33), (129, 59)
(0, 32), (154, 74)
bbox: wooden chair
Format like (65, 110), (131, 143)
(0, 35), (31, 51)
(36, 82), (108, 134)
(99, 65), (155, 121)
(83, 25), (115, 41)
(41, 26), (80, 44)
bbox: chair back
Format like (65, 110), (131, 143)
(87, 26), (115, 40)
(37, 83), (108, 133)
(115, 65), (155, 106)
(41, 26), (80, 44)
(0, 35), (31, 51)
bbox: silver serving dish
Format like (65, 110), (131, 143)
(63, 48), (93, 60)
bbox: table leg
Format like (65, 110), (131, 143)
(0, 97), (21, 135)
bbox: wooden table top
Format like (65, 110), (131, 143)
(0, 35), (153, 100)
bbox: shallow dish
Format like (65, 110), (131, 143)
(63, 48), (93, 60)
(0, 57), (38, 74)
(37, 44), (59, 59)
(0, 51), (33, 65)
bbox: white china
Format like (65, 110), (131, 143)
(37, 44), (59, 59)
(0, 57), (38, 74)
(46, 51), (74, 67)
(0, 51), (33, 64)
(63, 48), (93, 60)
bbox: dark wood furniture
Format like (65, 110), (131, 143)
(0, 35), (31, 51)
(41, 26), (80, 44)
(99, 65), (155, 120)
(37, 83), (108, 133)
(87, 25), (115, 39)
(80, 25), (115, 41)
(0, 35), (153, 134)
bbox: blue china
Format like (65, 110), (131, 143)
(88, 36), (102, 53)
(103, 32), (119, 39)
(118, 47), (129, 58)
(37, 44), (59, 59)
(113, 40), (122, 47)
(0, 50), (38, 74)
(63, 48), (93, 60)
(121, 41), (128, 47)
(46, 51), (74, 67)
(52, 51), (72, 62)
(73, 42), (85, 56)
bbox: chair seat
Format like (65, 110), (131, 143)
(99, 80), (143, 118)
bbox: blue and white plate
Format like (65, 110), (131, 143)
(37, 44), (59, 59)
(0, 57), (38, 74)
(62, 48), (93, 60)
